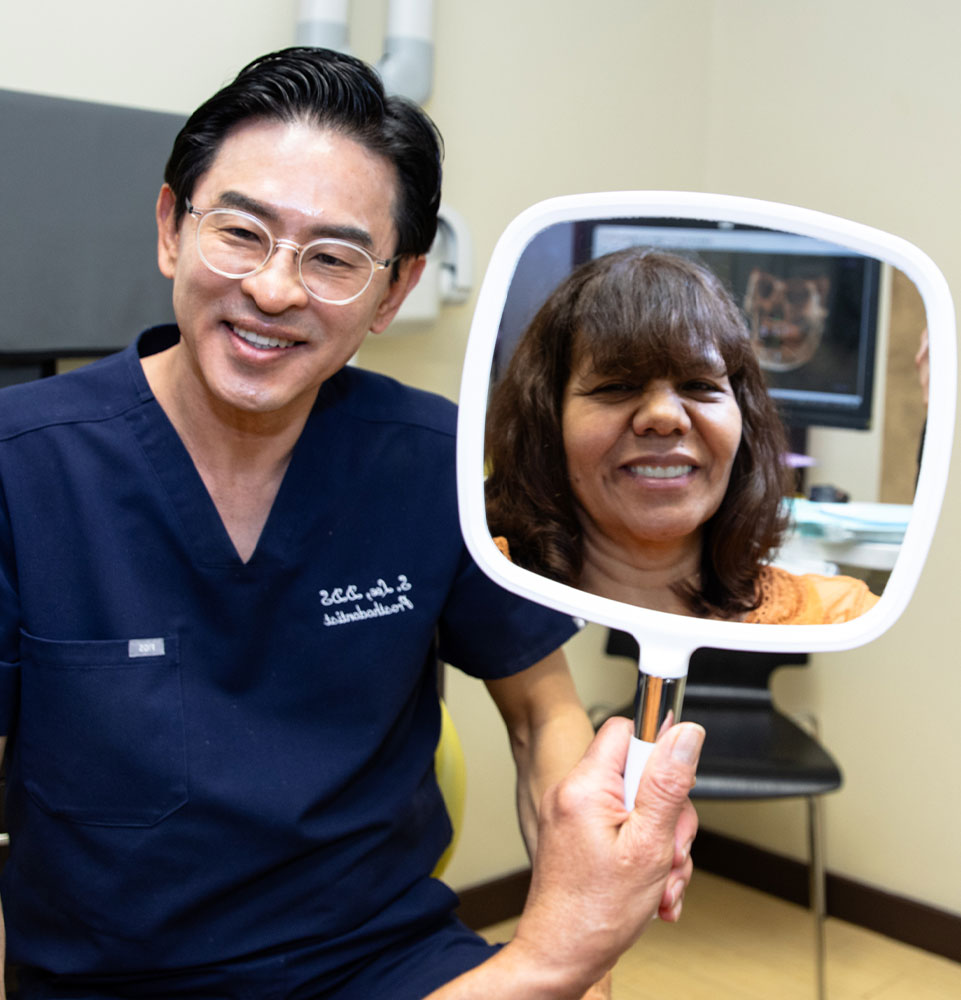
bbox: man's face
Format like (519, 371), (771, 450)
(156, 119), (421, 421)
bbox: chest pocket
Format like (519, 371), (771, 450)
(18, 631), (187, 827)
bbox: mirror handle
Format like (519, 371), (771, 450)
(624, 671), (686, 808)
(624, 736), (655, 810)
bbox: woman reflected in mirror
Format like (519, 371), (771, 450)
(485, 248), (878, 623)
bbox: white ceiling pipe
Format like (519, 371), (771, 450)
(377, 0), (434, 104)
(296, 0), (434, 104)
(296, 0), (351, 52)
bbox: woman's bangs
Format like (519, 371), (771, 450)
(572, 286), (739, 381)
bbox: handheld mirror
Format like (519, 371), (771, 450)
(456, 192), (956, 805)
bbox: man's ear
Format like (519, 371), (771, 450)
(156, 184), (181, 279)
(369, 255), (428, 334)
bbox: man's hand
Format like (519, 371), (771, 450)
(426, 717), (702, 999)
(509, 717), (702, 992)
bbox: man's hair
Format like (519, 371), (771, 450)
(164, 46), (443, 258)
(485, 248), (791, 619)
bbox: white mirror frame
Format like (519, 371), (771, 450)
(457, 192), (956, 678)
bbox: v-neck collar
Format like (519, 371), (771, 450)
(123, 327), (342, 569)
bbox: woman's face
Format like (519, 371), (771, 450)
(561, 345), (744, 556)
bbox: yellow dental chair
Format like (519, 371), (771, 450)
(432, 699), (466, 878)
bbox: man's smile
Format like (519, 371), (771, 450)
(229, 323), (301, 350)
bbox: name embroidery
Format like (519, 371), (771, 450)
(319, 575), (414, 627)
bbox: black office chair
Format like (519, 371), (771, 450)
(603, 631), (841, 1000)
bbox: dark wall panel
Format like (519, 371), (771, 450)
(0, 89), (184, 357)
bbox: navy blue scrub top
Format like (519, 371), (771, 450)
(0, 326), (577, 976)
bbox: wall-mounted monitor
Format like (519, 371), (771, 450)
(574, 218), (881, 431)
(493, 217), (881, 432)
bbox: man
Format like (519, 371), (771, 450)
(0, 47), (700, 998)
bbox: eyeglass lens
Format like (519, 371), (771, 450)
(196, 210), (377, 303)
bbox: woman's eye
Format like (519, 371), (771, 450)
(684, 376), (727, 394)
(591, 382), (636, 395)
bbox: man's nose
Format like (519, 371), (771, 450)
(240, 244), (310, 313)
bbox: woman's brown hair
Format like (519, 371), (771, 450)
(485, 248), (791, 618)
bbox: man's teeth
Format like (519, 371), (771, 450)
(233, 326), (298, 349)
(628, 464), (693, 479)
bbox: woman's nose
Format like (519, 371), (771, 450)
(239, 246), (311, 313)
(631, 385), (692, 436)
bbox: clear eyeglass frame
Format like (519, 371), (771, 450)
(185, 199), (399, 305)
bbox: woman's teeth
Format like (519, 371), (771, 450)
(233, 326), (298, 349)
(628, 464), (693, 479)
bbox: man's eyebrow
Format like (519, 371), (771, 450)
(214, 190), (376, 248)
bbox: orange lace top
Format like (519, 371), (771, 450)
(745, 565), (879, 625)
(492, 538), (877, 624)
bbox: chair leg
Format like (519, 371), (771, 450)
(807, 795), (827, 1000)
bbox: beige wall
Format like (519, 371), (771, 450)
(689, 2), (961, 919)
(2, 0), (959, 918)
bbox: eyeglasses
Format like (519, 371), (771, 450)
(186, 199), (399, 305)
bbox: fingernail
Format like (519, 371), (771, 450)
(668, 879), (682, 907)
(671, 725), (704, 765)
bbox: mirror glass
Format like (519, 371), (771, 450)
(457, 193), (955, 672)
(492, 219), (919, 608)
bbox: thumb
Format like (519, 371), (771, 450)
(630, 722), (704, 835)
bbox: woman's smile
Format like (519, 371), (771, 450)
(622, 461), (696, 481)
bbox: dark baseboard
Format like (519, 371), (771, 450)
(693, 828), (961, 965)
(693, 828), (812, 905)
(457, 829), (961, 967)
(456, 869), (531, 933)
